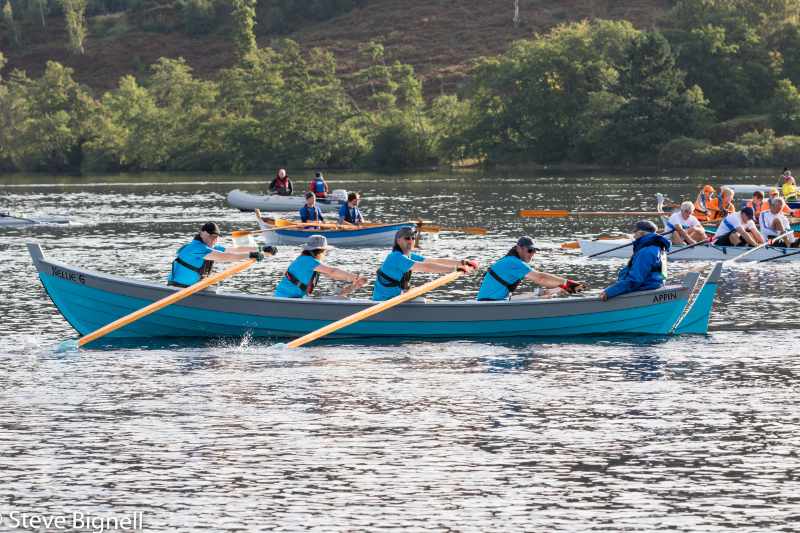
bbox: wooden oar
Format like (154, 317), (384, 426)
(286, 270), (464, 348)
(419, 224), (487, 235)
(519, 209), (669, 218)
(586, 229), (675, 259)
(56, 258), (259, 352)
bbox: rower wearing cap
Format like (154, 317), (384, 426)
(666, 201), (706, 245)
(759, 197), (798, 248)
(299, 192), (325, 227)
(274, 235), (367, 298)
(694, 185), (717, 220)
(768, 187), (792, 214)
(476, 236), (585, 301)
(371, 226), (478, 301)
(600, 220), (669, 301)
(713, 206), (764, 247)
(168, 222), (274, 288)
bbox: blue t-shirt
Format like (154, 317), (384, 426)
(476, 255), (532, 300)
(274, 254), (321, 298)
(167, 237), (225, 286)
(339, 204), (364, 224)
(372, 250), (425, 301)
(299, 205), (324, 223)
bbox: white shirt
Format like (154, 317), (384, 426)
(715, 213), (756, 238)
(759, 210), (795, 242)
(666, 211), (701, 230)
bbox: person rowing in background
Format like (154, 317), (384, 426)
(299, 192), (324, 229)
(338, 192), (365, 226)
(274, 235), (367, 299)
(746, 190), (768, 215)
(309, 171), (330, 199)
(781, 168), (798, 201)
(707, 186), (736, 221)
(268, 168), (293, 196)
(600, 221), (669, 301)
(666, 201), (707, 245)
(476, 236), (584, 301)
(713, 206), (764, 247)
(168, 222), (275, 288)
(372, 226), (478, 301)
(759, 197), (798, 248)
(694, 185), (717, 220)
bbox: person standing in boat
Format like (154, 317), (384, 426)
(309, 171), (330, 199)
(600, 221), (669, 301)
(476, 236), (584, 301)
(666, 201), (707, 245)
(299, 192), (325, 228)
(372, 226), (478, 301)
(712, 206), (764, 247)
(268, 168), (293, 196)
(167, 222), (273, 288)
(274, 235), (367, 298)
(759, 197), (798, 248)
(338, 192), (365, 226)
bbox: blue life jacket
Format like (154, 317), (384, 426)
(168, 236), (223, 287)
(313, 179), (326, 194)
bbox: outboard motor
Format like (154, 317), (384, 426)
(330, 189), (348, 203)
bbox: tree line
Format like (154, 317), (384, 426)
(3, 0), (800, 173)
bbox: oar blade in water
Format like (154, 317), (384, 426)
(56, 339), (80, 352)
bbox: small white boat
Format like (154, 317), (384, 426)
(227, 189), (350, 212)
(579, 238), (800, 262)
(262, 222), (411, 248)
(0, 212), (70, 227)
(724, 184), (773, 195)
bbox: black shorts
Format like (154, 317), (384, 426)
(714, 232), (744, 247)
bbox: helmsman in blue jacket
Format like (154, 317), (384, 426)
(600, 220), (670, 301)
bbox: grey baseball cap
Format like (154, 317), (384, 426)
(395, 226), (417, 240)
(302, 234), (333, 251)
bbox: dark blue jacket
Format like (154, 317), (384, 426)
(604, 233), (671, 299)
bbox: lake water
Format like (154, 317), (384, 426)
(1, 171), (798, 531)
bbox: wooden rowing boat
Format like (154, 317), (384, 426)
(28, 243), (720, 341)
(262, 222), (412, 247)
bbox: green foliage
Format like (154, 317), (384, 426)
(0, 61), (95, 171)
(769, 78), (800, 134)
(61, 0), (88, 54)
(707, 114), (770, 142)
(230, 0), (257, 61)
(658, 137), (711, 167)
(177, 0), (218, 36)
(256, 0), (367, 35)
(2, 0), (21, 48)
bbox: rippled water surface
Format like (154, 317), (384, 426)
(1, 171), (799, 531)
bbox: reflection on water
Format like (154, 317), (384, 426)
(1, 171), (799, 531)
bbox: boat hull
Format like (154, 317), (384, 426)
(28, 244), (715, 342)
(262, 223), (409, 247)
(226, 189), (348, 212)
(0, 213), (70, 226)
(580, 238), (800, 261)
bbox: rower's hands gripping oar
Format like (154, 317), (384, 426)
(56, 247), (277, 352)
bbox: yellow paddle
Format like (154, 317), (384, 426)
(56, 258), (261, 352)
(286, 270), (464, 348)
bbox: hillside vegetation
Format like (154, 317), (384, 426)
(4, 0), (800, 173)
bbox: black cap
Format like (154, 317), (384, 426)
(200, 222), (220, 235)
(634, 220), (658, 233)
(740, 206), (755, 219)
(516, 236), (541, 251)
